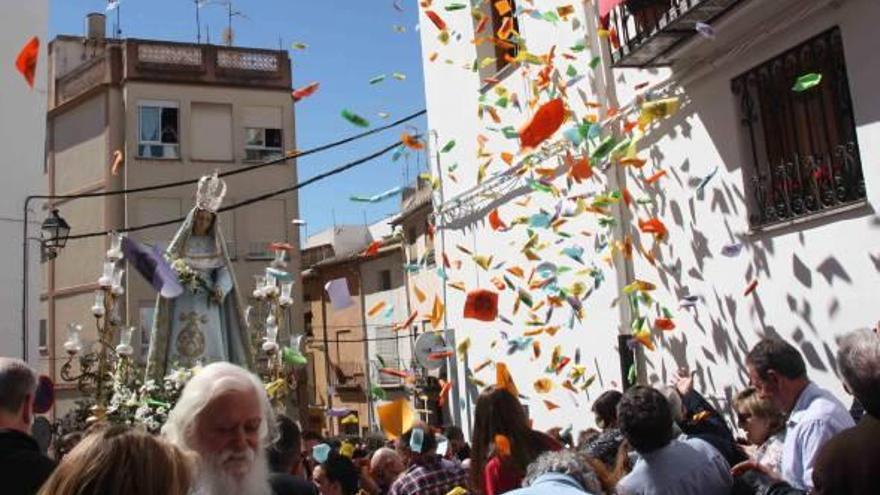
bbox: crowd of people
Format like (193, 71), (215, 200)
(1, 327), (878, 495)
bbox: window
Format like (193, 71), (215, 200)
(245, 127), (283, 161)
(304, 311), (313, 337)
(39, 319), (47, 355)
(138, 101), (179, 159)
(379, 270), (392, 291)
(732, 28), (865, 230)
(191, 102), (233, 161)
(375, 326), (401, 386)
(474, 0), (520, 82)
(246, 241), (274, 260)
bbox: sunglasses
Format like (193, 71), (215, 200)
(736, 412), (752, 428)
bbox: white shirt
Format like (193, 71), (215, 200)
(617, 437), (732, 495)
(782, 382), (854, 490)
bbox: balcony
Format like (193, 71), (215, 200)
(329, 361), (366, 391)
(607, 0), (746, 67)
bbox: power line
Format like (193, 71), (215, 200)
(58, 138), (405, 242)
(36, 109), (426, 202)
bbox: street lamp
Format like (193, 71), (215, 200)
(41, 209), (71, 249)
(22, 204), (72, 359)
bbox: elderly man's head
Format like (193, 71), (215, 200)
(837, 328), (880, 417)
(370, 447), (405, 487)
(523, 450), (603, 493)
(163, 362), (274, 495)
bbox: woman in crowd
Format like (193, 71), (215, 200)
(471, 386), (562, 494)
(733, 387), (786, 474)
(38, 425), (192, 495)
(580, 390), (624, 470)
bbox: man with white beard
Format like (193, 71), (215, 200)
(163, 362), (275, 495)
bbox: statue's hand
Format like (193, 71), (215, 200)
(210, 288), (223, 305)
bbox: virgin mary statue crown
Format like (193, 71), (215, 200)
(195, 172), (227, 213)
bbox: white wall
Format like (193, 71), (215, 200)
(417, 0), (880, 437)
(624, 0), (880, 409)
(0, 1), (48, 362)
(418, 0), (625, 436)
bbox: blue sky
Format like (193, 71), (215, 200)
(50, 0), (428, 238)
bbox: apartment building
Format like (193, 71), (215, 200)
(42, 14), (301, 416)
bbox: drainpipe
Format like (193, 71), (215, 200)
(587, 1), (641, 388)
(354, 265), (374, 432)
(320, 278), (333, 436)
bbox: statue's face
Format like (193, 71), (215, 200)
(193, 209), (215, 236)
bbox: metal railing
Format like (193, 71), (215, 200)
(607, 0), (745, 67)
(329, 361), (366, 390)
(731, 28), (865, 230)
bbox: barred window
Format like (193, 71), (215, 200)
(731, 27), (865, 230)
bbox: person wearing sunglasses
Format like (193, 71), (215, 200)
(733, 387), (786, 476)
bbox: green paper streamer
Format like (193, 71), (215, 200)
(792, 72), (822, 92)
(341, 109), (370, 128)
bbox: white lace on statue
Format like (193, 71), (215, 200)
(195, 172), (227, 213)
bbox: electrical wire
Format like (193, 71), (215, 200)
(58, 138), (405, 242)
(36, 109), (426, 201)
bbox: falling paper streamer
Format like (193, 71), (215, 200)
(429, 296), (445, 328)
(312, 443), (331, 463)
(325, 278), (354, 310)
(424, 10), (447, 31)
(106, 0), (120, 11)
(744, 279), (759, 297)
(369, 74), (387, 85)
(377, 398), (414, 440)
(15, 36), (39, 88)
(721, 243), (744, 257)
(695, 166), (719, 199)
(695, 22), (716, 39)
(463, 289), (499, 322)
(292, 82), (320, 102)
(519, 98), (566, 149)
(792, 73), (822, 92)
(534, 378), (553, 393)
(350, 186), (402, 203)
(121, 237), (184, 299)
(496, 362), (519, 398)
(401, 133), (425, 150)
(110, 150), (124, 176)
(341, 109), (370, 128)
(291, 42), (308, 50)
(392, 72), (407, 81)
(367, 301), (387, 317)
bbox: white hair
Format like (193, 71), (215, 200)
(837, 328), (880, 415)
(371, 446), (402, 472)
(192, 446), (272, 495)
(162, 362), (276, 451)
(523, 450), (603, 493)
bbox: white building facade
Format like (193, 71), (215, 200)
(417, 0), (879, 436)
(0, 1), (48, 363)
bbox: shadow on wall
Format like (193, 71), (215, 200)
(633, 51), (880, 413)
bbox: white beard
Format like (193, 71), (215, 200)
(193, 446), (272, 495)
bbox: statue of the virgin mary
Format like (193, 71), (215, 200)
(146, 173), (253, 380)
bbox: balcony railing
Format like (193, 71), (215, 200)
(607, 0), (746, 67)
(329, 361), (366, 390)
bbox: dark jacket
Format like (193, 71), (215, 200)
(680, 390), (748, 466)
(269, 472), (318, 495)
(811, 413), (880, 495)
(0, 429), (55, 495)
